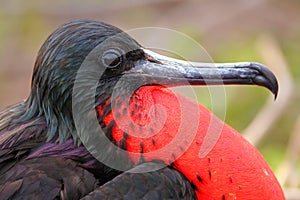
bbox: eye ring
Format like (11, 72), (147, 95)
(101, 48), (123, 68)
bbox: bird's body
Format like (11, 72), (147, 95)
(0, 20), (284, 199)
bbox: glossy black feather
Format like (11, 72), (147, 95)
(0, 157), (97, 200)
(82, 162), (196, 200)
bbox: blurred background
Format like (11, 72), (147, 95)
(0, 0), (299, 198)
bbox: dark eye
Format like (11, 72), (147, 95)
(101, 49), (123, 68)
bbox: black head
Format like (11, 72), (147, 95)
(17, 20), (278, 144)
(20, 20), (147, 142)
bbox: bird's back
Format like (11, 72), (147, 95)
(0, 103), (104, 199)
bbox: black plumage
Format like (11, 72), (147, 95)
(82, 162), (195, 200)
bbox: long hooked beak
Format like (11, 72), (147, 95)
(129, 49), (278, 99)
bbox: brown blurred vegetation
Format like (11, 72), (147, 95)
(0, 0), (300, 197)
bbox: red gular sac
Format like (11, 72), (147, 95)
(98, 85), (285, 200)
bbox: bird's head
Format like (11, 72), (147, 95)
(23, 20), (143, 141)
(22, 20), (277, 144)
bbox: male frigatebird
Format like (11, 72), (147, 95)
(0, 20), (285, 199)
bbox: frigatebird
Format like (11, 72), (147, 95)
(0, 20), (284, 199)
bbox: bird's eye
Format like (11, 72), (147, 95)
(101, 49), (123, 68)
